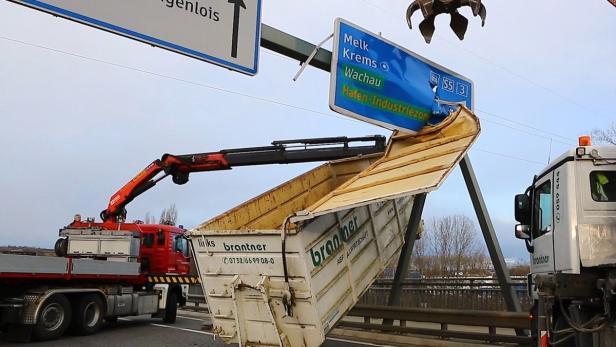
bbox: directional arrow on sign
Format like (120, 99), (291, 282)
(229, 0), (247, 58)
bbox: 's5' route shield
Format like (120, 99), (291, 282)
(329, 18), (474, 133)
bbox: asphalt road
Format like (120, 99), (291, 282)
(0, 314), (391, 347)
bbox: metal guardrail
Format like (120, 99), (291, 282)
(362, 277), (532, 311)
(184, 284), (531, 345)
(342, 304), (531, 345)
(373, 277), (528, 287)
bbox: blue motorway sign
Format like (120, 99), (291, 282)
(329, 18), (473, 133)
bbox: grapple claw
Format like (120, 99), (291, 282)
(406, 0), (432, 29)
(466, 0), (482, 16)
(418, 17), (436, 44)
(477, 3), (487, 26)
(406, 0), (487, 43)
(406, 1), (420, 29)
(450, 10), (468, 41)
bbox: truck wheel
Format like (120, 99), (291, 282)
(54, 238), (68, 257)
(70, 294), (105, 335)
(163, 291), (178, 324)
(33, 294), (72, 341)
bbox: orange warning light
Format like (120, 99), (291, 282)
(579, 136), (592, 147)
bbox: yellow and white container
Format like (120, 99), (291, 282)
(187, 106), (480, 347)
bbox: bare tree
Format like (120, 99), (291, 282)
(159, 203), (178, 226)
(418, 215), (489, 277)
(411, 220), (429, 271)
(144, 212), (156, 224)
(449, 215), (479, 276)
(392, 215), (491, 278)
(466, 248), (492, 275)
(428, 217), (453, 276)
(509, 264), (531, 276)
(591, 123), (616, 145)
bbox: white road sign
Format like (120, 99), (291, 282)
(9, 0), (262, 75)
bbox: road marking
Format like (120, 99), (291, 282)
(118, 317), (213, 336)
(119, 316), (205, 323)
(150, 322), (215, 336)
(154, 321), (395, 347)
(121, 316), (393, 346)
(326, 337), (396, 347)
(177, 315), (207, 322)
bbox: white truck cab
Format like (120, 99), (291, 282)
(514, 137), (616, 347)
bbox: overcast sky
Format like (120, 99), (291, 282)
(0, 1), (614, 262)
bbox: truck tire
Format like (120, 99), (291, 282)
(70, 294), (104, 335)
(33, 294), (72, 341)
(163, 291), (178, 324)
(54, 238), (68, 257)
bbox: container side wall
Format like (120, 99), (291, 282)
(188, 196), (413, 347)
(196, 157), (377, 232)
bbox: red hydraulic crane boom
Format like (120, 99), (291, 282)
(100, 136), (387, 222)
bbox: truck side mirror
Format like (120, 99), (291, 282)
(514, 194), (531, 225)
(515, 224), (531, 240)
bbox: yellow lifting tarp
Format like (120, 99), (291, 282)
(291, 106), (480, 222)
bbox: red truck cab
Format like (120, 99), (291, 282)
(138, 224), (190, 275)
(61, 219), (190, 278)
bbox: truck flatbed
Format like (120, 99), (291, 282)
(0, 254), (142, 283)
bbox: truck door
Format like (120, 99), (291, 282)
(531, 175), (556, 273)
(172, 233), (190, 274)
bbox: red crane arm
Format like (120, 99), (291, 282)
(99, 136), (386, 223)
(101, 153), (230, 222)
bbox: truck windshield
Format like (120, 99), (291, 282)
(174, 235), (189, 257)
(590, 171), (616, 202)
